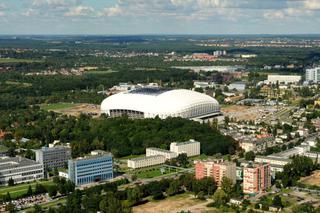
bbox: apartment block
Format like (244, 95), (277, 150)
(243, 163), (271, 195)
(195, 160), (236, 186)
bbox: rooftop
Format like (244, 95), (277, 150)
(0, 156), (42, 171)
(128, 87), (171, 96)
(147, 147), (175, 154)
(128, 155), (165, 162)
(171, 139), (200, 146)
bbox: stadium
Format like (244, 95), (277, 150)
(101, 88), (221, 121)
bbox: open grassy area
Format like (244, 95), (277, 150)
(0, 58), (43, 63)
(5, 81), (32, 87)
(134, 166), (180, 179)
(40, 103), (80, 111)
(0, 180), (54, 199)
(84, 70), (118, 75)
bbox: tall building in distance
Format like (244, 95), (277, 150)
(243, 163), (271, 195)
(306, 67), (320, 83)
(68, 150), (113, 186)
(35, 146), (71, 171)
(195, 160), (236, 186)
(0, 157), (44, 186)
(170, 139), (201, 157)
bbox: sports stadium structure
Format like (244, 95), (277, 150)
(101, 88), (221, 120)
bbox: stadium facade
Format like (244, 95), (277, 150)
(101, 88), (221, 121)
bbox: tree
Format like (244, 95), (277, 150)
(48, 185), (58, 197)
(33, 204), (42, 213)
(176, 153), (188, 168)
(245, 151), (255, 161)
(220, 176), (234, 198)
(27, 185), (33, 196)
(272, 195), (283, 208)
(35, 183), (46, 194)
(127, 187), (142, 206)
(99, 192), (124, 213)
(166, 180), (181, 196)
(213, 189), (228, 207)
(8, 178), (14, 186)
(292, 203), (316, 213)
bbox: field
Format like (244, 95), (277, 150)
(221, 105), (278, 121)
(0, 58), (43, 63)
(5, 81), (32, 87)
(84, 69), (118, 75)
(134, 166), (179, 179)
(40, 103), (100, 117)
(0, 180), (54, 199)
(300, 170), (320, 186)
(133, 193), (213, 213)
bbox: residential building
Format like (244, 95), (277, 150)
(146, 148), (177, 160)
(306, 67), (320, 83)
(127, 155), (166, 169)
(35, 146), (71, 170)
(243, 163), (271, 195)
(170, 139), (200, 157)
(68, 150), (113, 186)
(0, 157), (44, 186)
(195, 160), (236, 186)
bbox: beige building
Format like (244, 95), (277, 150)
(127, 155), (166, 169)
(146, 148), (177, 160)
(195, 160), (236, 186)
(243, 163), (271, 195)
(170, 139), (200, 157)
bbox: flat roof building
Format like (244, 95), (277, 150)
(306, 67), (320, 83)
(195, 160), (236, 186)
(68, 151), (113, 186)
(170, 139), (200, 157)
(127, 155), (166, 169)
(35, 146), (71, 171)
(146, 148), (177, 160)
(0, 157), (44, 186)
(243, 162), (271, 195)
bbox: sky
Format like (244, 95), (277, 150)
(0, 0), (320, 35)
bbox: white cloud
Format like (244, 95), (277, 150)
(65, 5), (94, 17)
(32, 0), (68, 7)
(99, 5), (123, 17)
(304, 0), (320, 10)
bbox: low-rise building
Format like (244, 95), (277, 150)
(0, 157), (44, 186)
(195, 160), (236, 186)
(35, 146), (71, 171)
(243, 162), (271, 195)
(127, 155), (166, 169)
(146, 148), (177, 160)
(170, 139), (200, 157)
(68, 150), (113, 186)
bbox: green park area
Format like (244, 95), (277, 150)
(0, 58), (43, 63)
(0, 180), (54, 199)
(134, 166), (180, 179)
(40, 103), (79, 111)
(84, 69), (118, 75)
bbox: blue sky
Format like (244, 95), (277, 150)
(0, 0), (320, 34)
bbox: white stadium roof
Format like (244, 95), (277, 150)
(101, 88), (220, 119)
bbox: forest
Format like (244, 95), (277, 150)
(0, 108), (238, 158)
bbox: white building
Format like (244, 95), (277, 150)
(266, 75), (301, 84)
(170, 139), (200, 157)
(101, 88), (221, 121)
(306, 67), (320, 83)
(228, 82), (246, 91)
(0, 157), (44, 186)
(146, 148), (177, 160)
(127, 155), (166, 169)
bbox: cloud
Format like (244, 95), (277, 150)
(263, 10), (285, 19)
(99, 5), (123, 17)
(304, 0), (320, 10)
(65, 5), (94, 17)
(32, 0), (68, 8)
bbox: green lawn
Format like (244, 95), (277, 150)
(84, 70), (117, 75)
(135, 166), (179, 179)
(40, 103), (79, 111)
(0, 58), (43, 63)
(0, 180), (54, 199)
(5, 81), (32, 87)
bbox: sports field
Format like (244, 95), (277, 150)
(40, 103), (79, 111)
